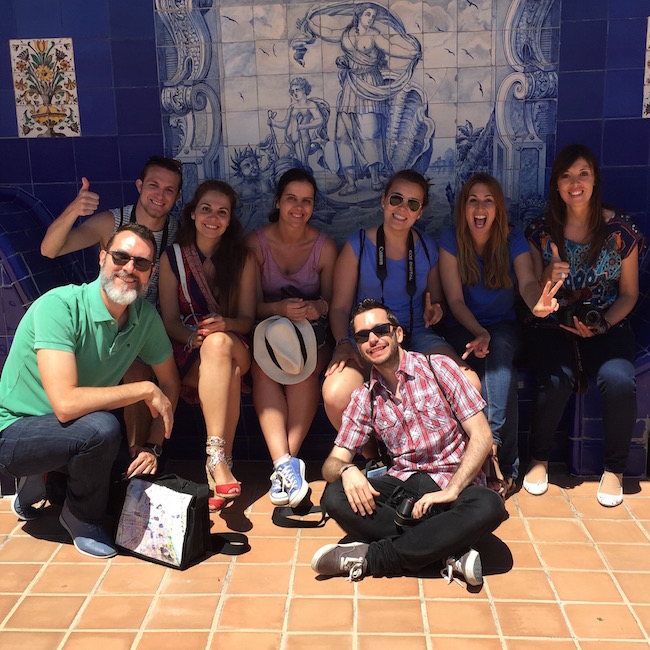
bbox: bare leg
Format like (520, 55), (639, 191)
(122, 360), (153, 447)
(322, 362), (366, 431)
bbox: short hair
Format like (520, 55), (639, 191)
(383, 169), (430, 209)
(139, 155), (183, 191)
(105, 223), (157, 262)
(350, 298), (400, 332)
(290, 77), (311, 95)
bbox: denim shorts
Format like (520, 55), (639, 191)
(407, 329), (450, 354)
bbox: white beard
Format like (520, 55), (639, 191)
(100, 266), (147, 306)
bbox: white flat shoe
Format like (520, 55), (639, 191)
(596, 474), (623, 507)
(523, 472), (548, 496)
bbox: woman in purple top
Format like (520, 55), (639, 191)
(246, 168), (338, 507)
(439, 173), (559, 497)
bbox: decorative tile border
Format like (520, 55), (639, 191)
(9, 37), (81, 137)
(644, 16), (650, 118)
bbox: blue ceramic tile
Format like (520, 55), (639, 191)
(118, 135), (165, 181)
(0, 3), (16, 40)
(556, 121), (603, 159)
(115, 88), (162, 135)
(91, 181), (126, 213)
(33, 182), (79, 220)
(559, 20), (607, 71)
(73, 137), (120, 182)
(109, 0), (154, 39)
(607, 19), (647, 70)
(0, 91), (18, 138)
(602, 119), (650, 166)
(601, 166), (648, 213)
(29, 139), (76, 183)
(561, 0), (608, 21)
(112, 40), (158, 88)
(73, 40), (113, 89)
(78, 88), (118, 136)
(62, 0), (109, 38)
(604, 69), (644, 117)
(610, 0), (650, 19)
(557, 71), (605, 120)
(14, 0), (63, 36)
(0, 140), (30, 184)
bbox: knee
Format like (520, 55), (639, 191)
(322, 374), (355, 413)
(319, 480), (347, 517)
(598, 360), (635, 395)
(200, 332), (234, 361)
(86, 412), (122, 452)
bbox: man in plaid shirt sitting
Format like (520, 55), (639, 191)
(312, 299), (505, 586)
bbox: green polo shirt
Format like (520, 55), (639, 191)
(0, 277), (172, 432)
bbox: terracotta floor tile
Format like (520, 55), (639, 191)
(0, 594), (20, 622)
(52, 544), (109, 563)
(357, 575), (420, 597)
(136, 631), (210, 649)
(146, 595), (219, 630)
(207, 631), (282, 650)
(297, 519), (349, 539)
(549, 570), (623, 602)
(579, 642), (650, 650)
(235, 535), (296, 563)
(226, 564), (290, 595)
(284, 634), (353, 650)
(74, 595), (153, 630)
(0, 536), (57, 563)
(62, 632), (135, 649)
(98, 564), (165, 594)
(630, 604), (650, 636)
(516, 495), (575, 519)
(505, 641), (578, 649)
(425, 639), (502, 650)
(583, 519), (649, 544)
(0, 631), (65, 649)
(357, 598), (424, 634)
(614, 572), (650, 603)
(0, 514), (20, 535)
(0, 563), (40, 592)
(494, 601), (571, 637)
(291, 565), (356, 597)
(570, 497), (633, 520)
(6, 595), (85, 629)
(536, 542), (606, 570)
(624, 498), (650, 519)
(494, 516), (529, 541)
(287, 597), (353, 632)
(504, 541), (542, 569)
(245, 513), (305, 537)
(160, 562), (228, 594)
(564, 602), (644, 639)
(425, 600), (497, 635)
(421, 576), (488, 599)
(599, 543), (650, 571)
(32, 564), (104, 594)
(217, 595), (286, 630)
(486, 569), (555, 600)
(295, 536), (348, 564)
(358, 635), (428, 650)
(526, 518), (589, 543)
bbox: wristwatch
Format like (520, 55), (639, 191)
(143, 442), (163, 458)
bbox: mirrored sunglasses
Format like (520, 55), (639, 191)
(107, 250), (154, 272)
(388, 193), (421, 213)
(353, 322), (395, 344)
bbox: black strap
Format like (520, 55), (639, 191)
(272, 504), (327, 528)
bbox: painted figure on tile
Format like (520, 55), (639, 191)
(267, 77), (330, 172)
(230, 145), (274, 230)
(292, 2), (424, 196)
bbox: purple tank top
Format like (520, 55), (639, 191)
(256, 227), (326, 301)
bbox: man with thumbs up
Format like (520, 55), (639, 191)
(41, 156), (182, 306)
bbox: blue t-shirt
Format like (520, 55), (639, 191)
(350, 229), (438, 336)
(439, 225), (530, 326)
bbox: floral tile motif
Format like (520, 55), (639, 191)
(9, 37), (81, 138)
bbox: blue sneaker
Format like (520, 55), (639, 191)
(276, 457), (308, 508)
(269, 470), (289, 506)
(59, 502), (117, 559)
(11, 474), (46, 521)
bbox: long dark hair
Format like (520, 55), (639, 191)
(268, 168), (318, 222)
(548, 144), (605, 266)
(176, 180), (247, 317)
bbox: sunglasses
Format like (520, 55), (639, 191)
(146, 155), (182, 172)
(353, 322), (395, 344)
(388, 193), (422, 213)
(106, 250), (155, 272)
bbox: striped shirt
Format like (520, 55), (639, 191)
(336, 351), (486, 488)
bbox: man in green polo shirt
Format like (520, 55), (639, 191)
(0, 223), (179, 559)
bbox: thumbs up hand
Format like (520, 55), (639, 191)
(72, 176), (100, 217)
(543, 241), (570, 285)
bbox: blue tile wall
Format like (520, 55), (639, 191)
(556, 121), (603, 159)
(602, 119), (650, 166)
(609, 0), (650, 19)
(604, 69), (645, 117)
(108, 0), (155, 40)
(61, 0), (110, 39)
(559, 20), (608, 71)
(77, 88), (118, 136)
(557, 71), (605, 120)
(561, 0), (609, 21)
(607, 18), (648, 69)
(0, 140), (30, 185)
(115, 88), (163, 135)
(13, 0), (64, 37)
(112, 40), (158, 88)
(73, 40), (114, 89)
(28, 139), (76, 184)
(73, 137), (121, 181)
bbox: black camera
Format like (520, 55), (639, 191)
(393, 493), (443, 528)
(558, 301), (606, 329)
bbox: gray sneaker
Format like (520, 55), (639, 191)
(311, 542), (369, 581)
(441, 548), (483, 587)
(11, 474), (46, 521)
(59, 502), (117, 559)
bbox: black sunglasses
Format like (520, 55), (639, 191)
(388, 193), (421, 213)
(107, 250), (154, 272)
(146, 155), (182, 171)
(353, 322), (395, 344)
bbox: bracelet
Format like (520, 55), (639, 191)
(184, 330), (195, 351)
(340, 464), (355, 478)
(318, 296), (329, 318)
(334, 336), (352, 351)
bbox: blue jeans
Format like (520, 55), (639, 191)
(447, 320), (521, 479)
(527, 323), (637, 474)
(321, 472), (505, 577)
(0, 411), (122, 524)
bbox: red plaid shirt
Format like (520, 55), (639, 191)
(336, 351), (486, 489)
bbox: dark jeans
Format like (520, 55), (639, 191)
(0, 411), (122, 524)
(527, 323), (637, 473)
(321, 472), (505, 577)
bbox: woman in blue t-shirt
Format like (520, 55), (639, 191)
(439, 173), (559, 496)
(523, 144), (645, 507)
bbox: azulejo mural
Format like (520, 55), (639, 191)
(9, 38), (81, 138)
(155, 0), (559, 242)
